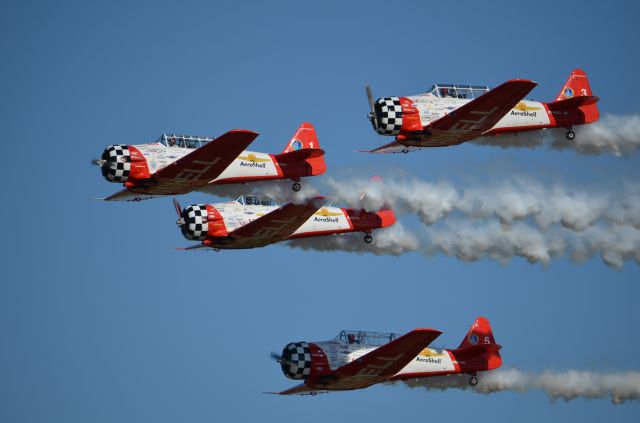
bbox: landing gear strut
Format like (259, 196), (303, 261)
(468, 376), (479, 386)
(364, 234), (373, 244)
(292, 182), (301, 192)
(565, 129), (575, 141)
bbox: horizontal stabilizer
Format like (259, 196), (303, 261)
(274, 148), (325, 162)
(549, 95), (600, 110)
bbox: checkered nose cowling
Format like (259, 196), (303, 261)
(374, 97), (403, 135)
(101, 145), (131, 182)
(281, 342), (312, 380)
(180, 205), (209, 241)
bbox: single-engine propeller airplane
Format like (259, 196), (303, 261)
(269, 317), (501, 395)
(365, 69), (599, 153)
(94, 122), (325, 201)
(173, 195), (396, 250)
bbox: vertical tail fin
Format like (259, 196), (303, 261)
(457, 317), (502, 370)
(554, 68), (593, 101)
(458, 316), (497, 349)
(553, 69), (599, 123)
(454, 317), (502, 371)
(282, 122), (320, 153)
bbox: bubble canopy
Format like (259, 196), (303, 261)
(334, 330), (399, 346)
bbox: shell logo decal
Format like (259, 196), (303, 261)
(513, 101), (541, 111)
(314, 208), (343, 217)
(418, 348), (447, 357)
(237, 153), (270, 163)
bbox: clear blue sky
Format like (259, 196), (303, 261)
(1, 0), (639, 421)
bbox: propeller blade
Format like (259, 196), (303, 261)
(173, 197), (183, 218)
(366, 84), (376, 113)
(365, 84), (379, 133)
(270, 352), (281, 361)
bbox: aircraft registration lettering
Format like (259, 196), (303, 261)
(449, 107), (499, 133)
(175, 158), (221, 180)
(354, 353), (404, 377)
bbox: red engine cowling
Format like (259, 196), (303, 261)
(100, 145), (150, 183)
(179, 205), (227, 241)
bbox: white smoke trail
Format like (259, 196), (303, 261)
(397, 368), (640, 404)
(325, 177), (640, 232)
(472, 114), (640, 156)
(424, 220), (640, 268)
(286, 223), (420, 256)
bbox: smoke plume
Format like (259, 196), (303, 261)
(396, 368), (640, 404)
(286, 223), (420, 256)
(472, 114), (640, 156)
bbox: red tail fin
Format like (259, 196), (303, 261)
(457, 317), (502, 370)
(554, 68), (593, 101)
(282, 122), (320, 153)
(552, 69), (599, 123)
(458, 317), (497, 349)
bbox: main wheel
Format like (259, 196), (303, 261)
(566, 130), (575, 141)
(469, 376), (478, 386)
(364, 234), (373, 244)
(292, 182), (301, 192)
(402, 149), (409, 154)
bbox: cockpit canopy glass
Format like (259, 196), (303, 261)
(427, 84), (490, 99)
(235, 195), (277, 207)
(335, 330), (399, 346)
(156, 133), (215, 148)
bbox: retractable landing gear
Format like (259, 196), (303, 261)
(565, 129), (575, 141)
(364, 234), (373, 244)
(292, 182), (301, 192)
(468, 375), (479, 386)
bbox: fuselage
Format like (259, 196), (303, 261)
(408, 93), (553, 134)
(180, 199), (395, 248)
(103, 142), (316, 185)
(283, 339), (501, 389)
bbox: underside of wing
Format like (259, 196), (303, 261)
(103, 188), (161, 202)
(224, 197), (326, 248)
(269, 383), (329, 396)
(124, 129), (259, 196)
(362, 140), (422, 154)
(307, 328), (442, 391)
(407, 79), (537, 147)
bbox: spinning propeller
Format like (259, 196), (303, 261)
(270, 351), (298, 370)
(173, 198), (185, 226)
(365, 84), (379, 132)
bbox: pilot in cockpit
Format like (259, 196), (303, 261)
(347, 334), (356, 344)
(168, 136), (177, 147)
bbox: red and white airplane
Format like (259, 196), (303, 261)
(365, 69), (599, 153)
(174, 195), (396, 250)
(95, 123), (325, 201)
(270, 317), (501, 395)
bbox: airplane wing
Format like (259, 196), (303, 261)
(362, 141), (422, 154)
(276, 328), (442, 394)
(224, 197), (326, 249)
(104, 188), (160, 202)
(368, 79), (537, 152)
(417, 79), (537, 146)
(105, 129), (259, 199)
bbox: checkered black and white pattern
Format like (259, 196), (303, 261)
(182, 205), (209, 241)
(376, 97), (403, 135)
(101, 145), (131, 182)
(281, 342), (312, 380)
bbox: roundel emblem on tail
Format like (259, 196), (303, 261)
(564, 87), (574, 98)
(468, 334), (479, 345)
(291, 139), (303, 151)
